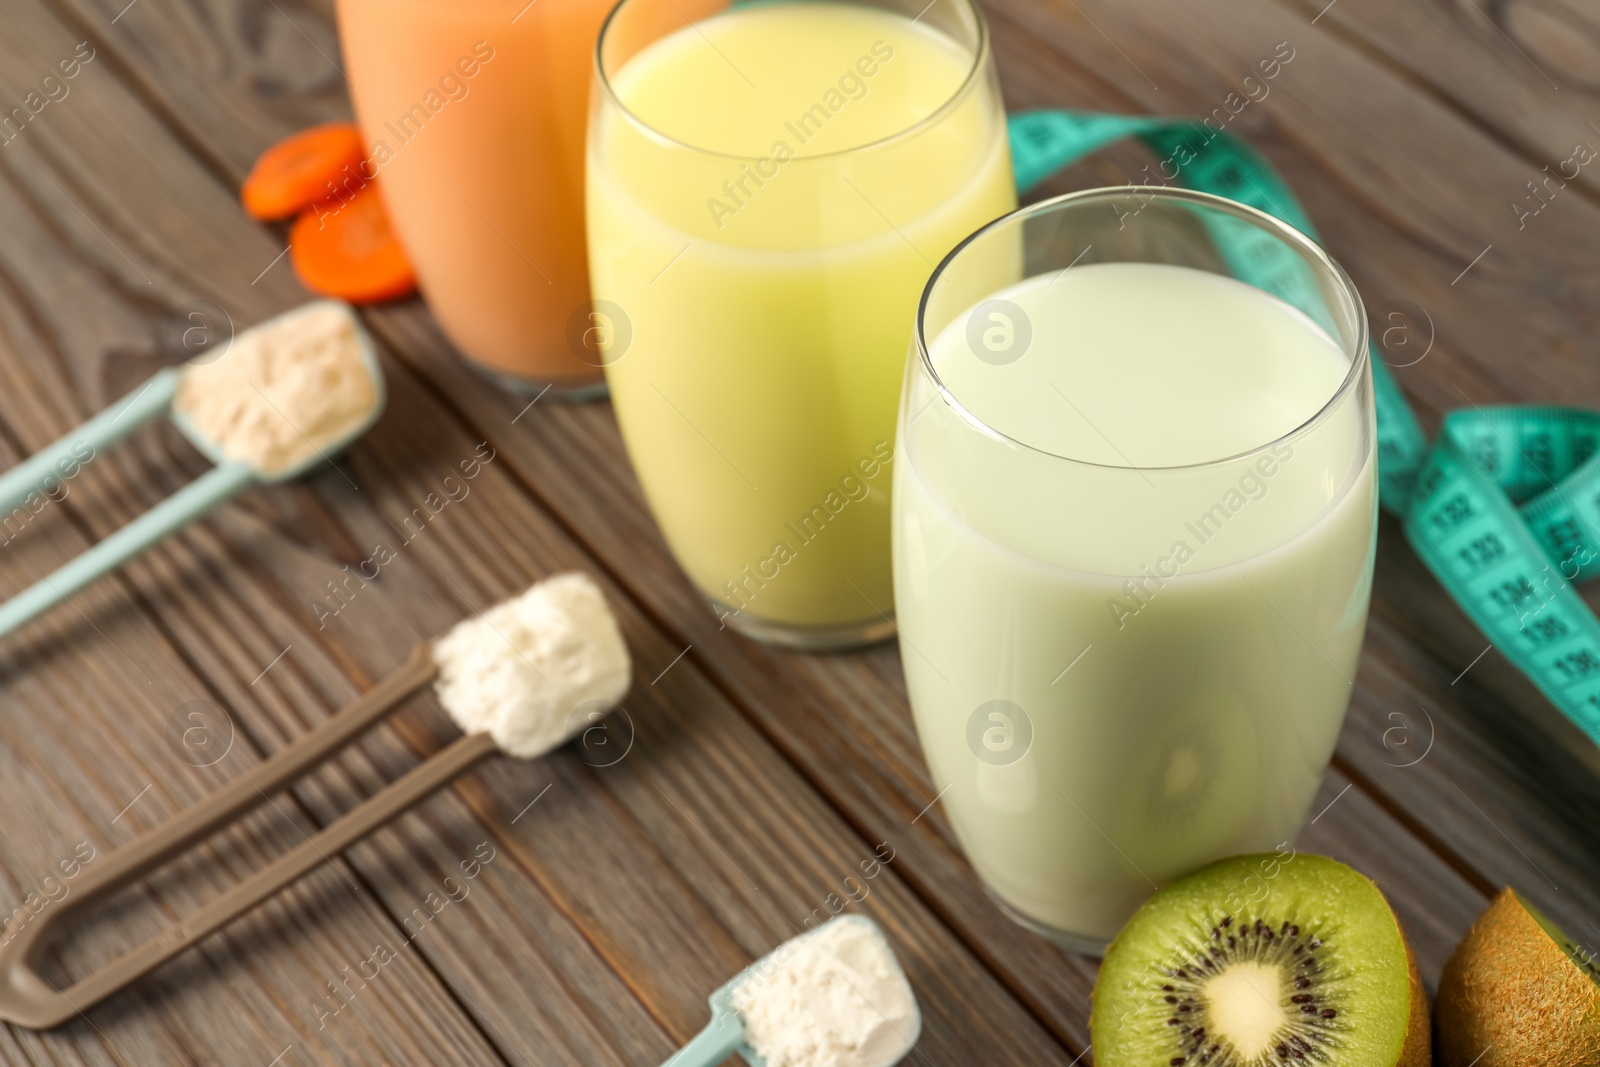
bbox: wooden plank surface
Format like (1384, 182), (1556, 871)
(0, 0), (1590, 1061)
(0, 0), (1083, 1061)
(1280, 0), (1600, 197)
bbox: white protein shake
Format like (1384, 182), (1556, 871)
(894, 262), (1376, 943)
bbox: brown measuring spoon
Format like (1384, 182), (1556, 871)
(0, 572), (631, 1028)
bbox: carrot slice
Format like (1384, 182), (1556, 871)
(242, 123), (366, 221)
(289, 182), (416, 303)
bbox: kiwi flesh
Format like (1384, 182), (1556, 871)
(1436, 888), (1600, 1067)
(1092, 852), (1428, 1066)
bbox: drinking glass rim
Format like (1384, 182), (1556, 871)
(593, 0), (993, 163)
(913, 186), (1372, 473)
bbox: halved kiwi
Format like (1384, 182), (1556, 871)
(1436, 888), (1600, 1067)
(1092, 853), (1428, 1066)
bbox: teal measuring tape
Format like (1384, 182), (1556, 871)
(1007, 110), (1600, 746)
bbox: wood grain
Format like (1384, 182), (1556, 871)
(0, 0), (1089, 1061)
(1277, 0), (1600, 199)
(0, 0), (1590, 1061)
(48, 0), (1506, 1041)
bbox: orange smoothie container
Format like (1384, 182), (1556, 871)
(335, 0), (612, 397)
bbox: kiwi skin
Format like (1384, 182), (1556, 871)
(1436, 888), (1600, 1067)
(1397, 943), (1429, 1067)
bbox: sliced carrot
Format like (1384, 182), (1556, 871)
(290, 182), (416, 303)
(242, 123), (366, 221)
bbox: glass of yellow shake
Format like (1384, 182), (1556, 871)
(587, 0), (1015, 649)
(896, 189), (1377, 951)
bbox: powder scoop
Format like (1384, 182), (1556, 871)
(0, 572), (630, 1028)
(0, 300), (384, 639)
(666, 914), (922, 1067)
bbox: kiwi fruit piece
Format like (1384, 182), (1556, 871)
(1091, 852), (1428, 1066)
(1436, 888), (1600, 1066)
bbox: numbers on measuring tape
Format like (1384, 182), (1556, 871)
(1522, 614), (1570, 644)
(1553, 649), (1600, 681)
(1471, 437), (1500, 474)
(1458, 533), (1507, 569)
(1489, 576), (1538, 612)
(1545, 516), (1586, 561)
(1206, 160), (1248, 195)
(1431, 493), (1474, 530)
(1524, 430), (1555, 479)
(1416, 464), (1446, 499)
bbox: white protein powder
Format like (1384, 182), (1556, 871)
(174, 301), (377, 474)
(733, 917), (919, 1067)
(431, 573), (631, 759)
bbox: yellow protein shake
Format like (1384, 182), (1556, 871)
(895, 192), (1377, 949)
(588, 0), (1015, 647)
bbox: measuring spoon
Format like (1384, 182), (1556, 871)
(0, 300), (384, 638)
(665, 915), (921, 1067)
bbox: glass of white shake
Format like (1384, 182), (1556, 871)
(894, 188), (1376, 951)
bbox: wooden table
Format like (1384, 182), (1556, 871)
(0, 0), (1592, 1062)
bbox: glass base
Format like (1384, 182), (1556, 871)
(988, 889), (1111, 957)
(714, 600), (896, 652)
(465, 359), (610, 403)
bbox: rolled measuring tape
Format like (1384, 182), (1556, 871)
(1008, 110), (1600, 746)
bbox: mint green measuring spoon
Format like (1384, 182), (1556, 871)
(663, 915), (922, 1067)
(0, 300), (385, 638)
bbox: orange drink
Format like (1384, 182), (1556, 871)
(335, 0), (611, 396)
